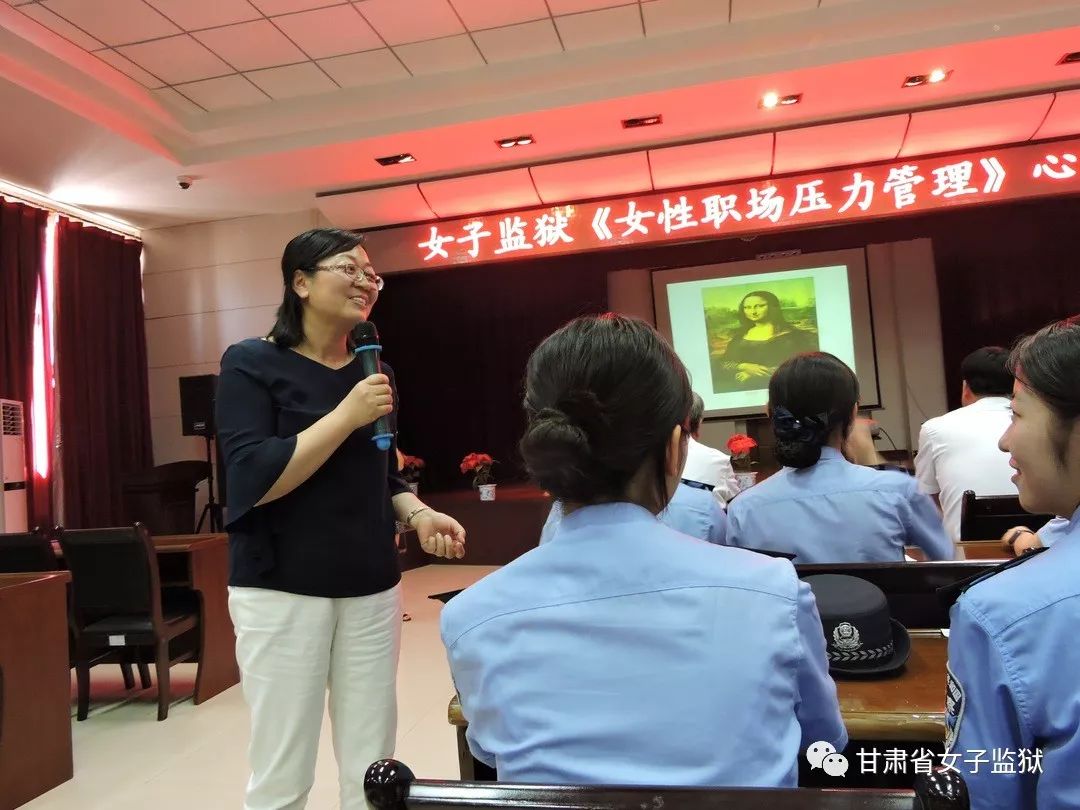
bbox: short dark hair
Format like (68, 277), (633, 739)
(689, 393), (705, 434)
(1008, 315), (1080, 466)
(960, 346), (1013, 397)
(519, 314), (692, 511)
(768, 353), (859, 469)
(268, 228), (365, 349)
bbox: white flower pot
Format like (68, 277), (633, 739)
(478, 484), (497, 501)
(735, 472), (759, 491)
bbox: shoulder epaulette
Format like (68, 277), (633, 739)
(936, 547), (1049, 609)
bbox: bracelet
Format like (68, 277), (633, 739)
(405, 506), (431, 527)
(1005, 527), (1031, 548)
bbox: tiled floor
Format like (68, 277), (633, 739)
(24, 564), (498, 810)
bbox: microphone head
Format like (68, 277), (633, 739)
(353, 320), (380, 347)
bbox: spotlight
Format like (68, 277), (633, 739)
(497, 135), (535, 148)
(375, 153), (415, 166)
(760, 92), (801, 109)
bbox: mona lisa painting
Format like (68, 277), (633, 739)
(705, 277), (820, 393)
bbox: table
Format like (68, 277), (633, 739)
(422, 486), (552, 565)
(957, 540), (1012, 560)
(152, 534), (238, 704)
(0, 572), (73, 809)
(839, 631), (946, 740)
(447, 632), (947, 779)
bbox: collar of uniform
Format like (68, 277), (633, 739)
(964, 396), (1011, 413)
(550, 501), (658, 542)
(1062, 506), (1080, 538)
(817, 447), (846, 463)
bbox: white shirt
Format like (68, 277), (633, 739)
(682, 436), (740, 504)
(915, 396), (1016, 541)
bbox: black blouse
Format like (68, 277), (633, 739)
(216, 338), (409, 598)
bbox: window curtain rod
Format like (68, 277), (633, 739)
(0, 179), (141, 240)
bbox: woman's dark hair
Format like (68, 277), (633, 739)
(268, 228), (365, 349)
(519, 314), (692, 511)
(768, 352), (859, 469)
(1008, 315), (1080, 466)
(737, 290), (791, 333)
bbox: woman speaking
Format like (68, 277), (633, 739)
(216, 228), (465, 810)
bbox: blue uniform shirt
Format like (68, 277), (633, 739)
(946, 507), (1080, 809)
(1039, 517), (1070, 547)
(540, 483), (727, 546)
(441, 502), (847, 787)
(726, 448), (953, 562)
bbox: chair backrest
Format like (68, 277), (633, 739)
(363, 761), (969, 810)
(0, 527), (58, 573)
(57, 524), (163, 627)
(794, 560), (995, 628)
(958, 490), (1054, 540)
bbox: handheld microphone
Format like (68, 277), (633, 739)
(353, 321), (393, 451)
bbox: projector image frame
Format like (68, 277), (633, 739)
(653, 247), (880, 421)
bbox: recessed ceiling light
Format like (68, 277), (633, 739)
(760, 91), (801, 109)
(622, 114), (663, 129)
(1058, 51), (1080, 64)
(374, 153), (415, 166)
(497, 135), (534, 148)
(903, 68), (952, 87)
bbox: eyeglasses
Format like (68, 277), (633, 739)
(318, 263), (384, 290)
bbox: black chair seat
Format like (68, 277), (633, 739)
(83, 611), (196, 636)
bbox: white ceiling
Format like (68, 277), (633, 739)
(0, 0), (1079, 229)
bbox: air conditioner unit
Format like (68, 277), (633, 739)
(0, 399), (28, 533)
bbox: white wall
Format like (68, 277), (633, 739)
(141, 209), (322, 519)
(607, 238), (948, 453)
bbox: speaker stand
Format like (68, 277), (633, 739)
(195, 435), (223, 533)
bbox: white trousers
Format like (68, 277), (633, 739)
(229, 584), (402, 810)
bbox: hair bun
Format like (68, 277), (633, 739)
(556, 390), (609, 433)
(771, 407), (829, 443)
(520, 406), (610, 503)
(772, 406), (829, 469)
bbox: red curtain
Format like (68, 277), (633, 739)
(374, 257), (608, 491)
(0, 200), (49, 526)
(55, 218), (151, 528)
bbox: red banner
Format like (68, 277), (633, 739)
(362, 138), (1080, 273)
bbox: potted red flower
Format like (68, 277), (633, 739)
(726, 433), (759, 490)
(460, 452), (497, 500)
(400, 453), (425, 494)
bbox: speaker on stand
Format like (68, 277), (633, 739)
(179, 374), (223, 533)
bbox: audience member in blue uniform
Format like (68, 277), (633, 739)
(946, 316), (1080, 810)
(726, 352), (953, 563)
(540, 481), (728, 546)
(441, 314), (846, 787)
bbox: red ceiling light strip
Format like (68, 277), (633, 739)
(360, 136), (1080, 273)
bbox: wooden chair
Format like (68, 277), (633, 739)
(0, 527), (57, 573)
(57, 523), (199, 721)
(1, 527), (151, 690)
(958, 491), (1053, 540)
(363, 760), (969, 810)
